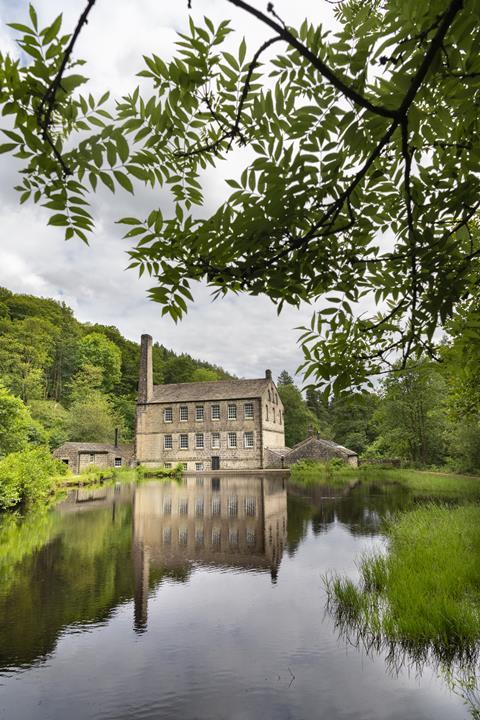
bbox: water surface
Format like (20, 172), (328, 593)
(0, 475), (470, 719)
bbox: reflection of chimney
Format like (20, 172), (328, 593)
(133, 542), (150, 634)
(138, 334), (153, 402)
(265, 369), (272, 380)
(114, 428), (119, 448)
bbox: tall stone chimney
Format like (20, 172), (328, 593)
(138, 334), (153, 402)
(265, 369), (272, 380)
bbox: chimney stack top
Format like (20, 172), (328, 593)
(265, 369), (272, 380)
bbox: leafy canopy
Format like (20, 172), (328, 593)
(1, 0), (480, 393)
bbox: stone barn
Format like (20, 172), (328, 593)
(53, 442), (134, 475)
(285, 436), (359, 467)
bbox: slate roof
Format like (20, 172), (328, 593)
(290, 436), (358, 457)
(149, 378), (271, 403)
(55, 442), (133, 455)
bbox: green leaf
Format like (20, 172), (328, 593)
(114, 171), (134, 194)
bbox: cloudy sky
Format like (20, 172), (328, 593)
(0, 0), (337, 381)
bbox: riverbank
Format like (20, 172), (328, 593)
(325, 504), (480, 665)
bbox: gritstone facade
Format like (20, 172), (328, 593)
(135, 334), (287, 471)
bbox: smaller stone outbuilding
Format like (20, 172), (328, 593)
(53, 442), (134, 475)
(285, 436), (358, 468)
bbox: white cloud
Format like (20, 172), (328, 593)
(0, 0), (338, 382)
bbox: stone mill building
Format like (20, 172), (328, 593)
(135, 335), (287, 471)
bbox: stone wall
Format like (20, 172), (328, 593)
(284, 437), (358, 468)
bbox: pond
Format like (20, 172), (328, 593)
(0, 474), (472, 719)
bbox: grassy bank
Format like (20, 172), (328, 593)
(290, 460), (480, 498)
(325, 504), (480, 663)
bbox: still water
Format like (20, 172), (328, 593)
(0, 475), (470, 719)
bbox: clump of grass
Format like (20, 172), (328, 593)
(136, 463), (183, 480)
(326, 504), (480, 664)
(290, 459), (359, 486)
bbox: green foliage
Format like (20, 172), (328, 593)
(78, 332), (122, 392)
(326, 505), (480, 663)
(2, 4), (480, 391)
(277, 381), (321, 446)
(67, 392), (121, 444)
(0, 446), (67, 510)
(373, 361), (448, 466)
(28, 400), (69, 448)
(329, 392), (379, 454)
(190, 367), (220, 382)
(0, 383), (34, 457)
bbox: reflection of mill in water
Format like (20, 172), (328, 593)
(133, 475), (287, 631)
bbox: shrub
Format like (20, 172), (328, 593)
(0, 446), (68, 510)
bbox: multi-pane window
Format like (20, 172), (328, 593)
(178, 527), (188, 545)
(211, 432), (220, 449)
(179, 498), (188, 515)
(212, 527), (221, 546)
(196, 405), (204, 421)
(164, 407), (173, 422)
(229, 528), (239, 545)
(164, 462), (172, 468)
(211, 477), (220, 491)
(211, 404), (220, 420)
(180, 434), (189, 449)
(195, 497), (204, 516)
(245, 497), (256, 516)
(163, 527), (172, 544)
(164, 434), (173, 449)
(212, 496), (221, 516)
(182, 462), (188, 470)
(244, 402), (254, 419)
(114, 457), (122, 467)
(195, 433), (204, 449)
(228, 496), (238, 517)
(195, 462), (204, 472)
(163, 497), (172, 515)
(180, 405), (188, 421)
(244, 431), (254, 449)
(228, 432), (237, 448)
(195, 528), (204, 546)
(228, 404), (237, 420)
(246, 528), (256, 546)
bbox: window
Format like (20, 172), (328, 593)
(182, 462), (188, 470)
(62, 458), (69, 465)
(195, 497), (204, 516)
(244, 402), (254, 419)
(195, 462), (204, 472)
(195, 528), (204, 546)
(114, 457), (122, 467)
(180, 405), (188, 421)
(273, 408), (276, 423)
(228, 432), (237, 448)
(196, 476), (204, 487)
(246, 528), (256, 546)
(163, 497), (172, 514)
(212, 527), (221, 545)
(164, 462), (172, 468)
(265, 405), (269, 421)
(89, 453), (95, 464)
(164, 407), (173, 422)
(229, 528), (239, 546)
(180, 434), (189, 449)
(178, 527), (188, 545)
(195, 433), (204, 449)
(211, 477), (220, 492)
(211, 404), (220, 420)
(228, 496), (238, 517)
(244, 431), (254, 448)
(179, 498), (188, 515)
(163, 527), (172, 544)
(196, 405), (204, 421)
(211, 432), (220, 449)
(164, 434), (173, 449)
(228, 404), (237, 420)
(212, 496), (221, 516)
(245, 497), (256, 516)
